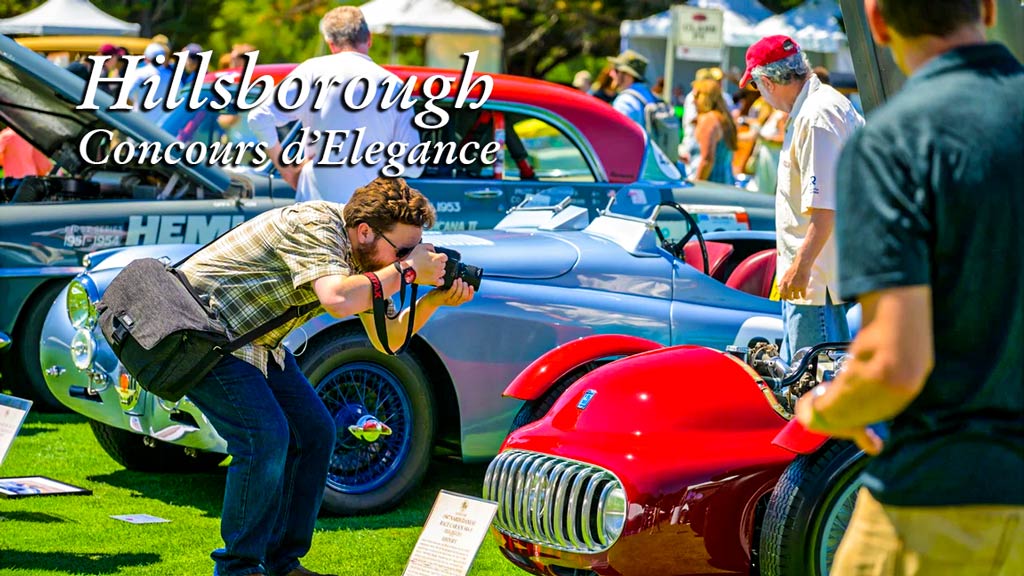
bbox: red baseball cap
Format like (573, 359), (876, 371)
(99, 43), (126, 56)
(739, 35), (801, 88)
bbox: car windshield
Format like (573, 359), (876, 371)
(641, 138), (683, 182)
(604, 186), (672, 221)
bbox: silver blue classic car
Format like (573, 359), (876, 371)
(1, 34), (772, 413)
(41, 188), (787, 515)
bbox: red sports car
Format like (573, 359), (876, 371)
(484, 336), (866, 576)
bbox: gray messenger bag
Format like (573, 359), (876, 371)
(97, 257), (318, 403)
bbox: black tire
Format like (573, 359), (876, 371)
(299, 325), (435, 516)
(7, 282), (67, 412)
(509, 362), (598, 432)
(89, 420), (226, 472)
(760, 441), (867, 576)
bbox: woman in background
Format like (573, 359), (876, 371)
(691, 79), (737, 184)
(588, 64), (618, 104)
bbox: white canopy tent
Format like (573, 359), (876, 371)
(750, 0), (846, 53)
(0, 0), (140, 36)
(750, 0), (853, 72)
(620, 0), (773, 93)
(620, 0), (772, 46)
(359, 0), (504, 72)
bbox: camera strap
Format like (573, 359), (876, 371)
(363, 271), (417, 355)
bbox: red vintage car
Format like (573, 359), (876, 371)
(483, 336), (866, 576)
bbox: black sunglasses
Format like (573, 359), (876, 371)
(372, 226), (418, 260)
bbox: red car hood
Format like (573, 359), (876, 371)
(502, 346), (796, 498)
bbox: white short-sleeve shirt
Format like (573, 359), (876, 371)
(248, 52), (423, 204)
(776, 74), (864, 305)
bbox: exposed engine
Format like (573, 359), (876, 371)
(1, 171), (216, 204)
(737, 341), (850, 414)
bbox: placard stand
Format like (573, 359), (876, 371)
(0, 393), (92, 499)
(402, 490), (499, 576)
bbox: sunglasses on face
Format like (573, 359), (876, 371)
(372, 226), (419, 260)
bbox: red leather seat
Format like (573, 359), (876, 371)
(684, 241), (735, 279)
(726, 249), (777, 298)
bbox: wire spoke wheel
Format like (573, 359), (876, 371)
(317, 361), (412, 494)
(299, 326), (436, 515)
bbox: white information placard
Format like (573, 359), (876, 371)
(673, 5), (725, 50)
(403, 490), (499, 576)
(0, 393), (32, 466)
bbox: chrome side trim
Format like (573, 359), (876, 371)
(0, 266), (84, 278)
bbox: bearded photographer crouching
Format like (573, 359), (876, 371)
(176, 176), (474, 576)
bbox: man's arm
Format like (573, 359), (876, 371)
(779, 208), (834, 300)
(357, 281), (473, 352)
(248, 67), (305, 187)
(802, 286), (933, 427)
(312, 244), (468, 354)
(779, 124), (844, 300)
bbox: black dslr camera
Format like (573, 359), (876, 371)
(434, 247), (483, 292)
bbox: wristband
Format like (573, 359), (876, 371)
(363, 271), (383, 300)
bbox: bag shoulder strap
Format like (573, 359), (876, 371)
(621, 88), (650, 107)
(221, 300), (322, 353)
(169, 265), (320, 353)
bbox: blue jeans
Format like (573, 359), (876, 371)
(780, 290), (851, 364)
(187, 351), (337, 576)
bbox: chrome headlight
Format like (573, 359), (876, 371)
(599, 486), (627, 543)
(67, 280), (98, 330)
(70, 328), (96, 370)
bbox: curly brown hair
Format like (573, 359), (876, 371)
(343, 177), (436, 233)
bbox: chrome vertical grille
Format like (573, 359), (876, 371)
(483, 450), (623, 553)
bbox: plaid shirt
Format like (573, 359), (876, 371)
(179, 201), (356, 376)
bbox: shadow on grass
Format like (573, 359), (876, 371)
(15, 426), (59, 437)
(0, 511), (68, 523)
(316, 458), (491, 531)
(87, 456), (492, 531)
(22, 412), (89, 426)
(0, 550), (161, 573)
(88, 469), (226, 517)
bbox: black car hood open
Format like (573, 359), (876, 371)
(0, 33), (228, 192)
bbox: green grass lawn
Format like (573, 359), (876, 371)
(0, 413), (525, 576)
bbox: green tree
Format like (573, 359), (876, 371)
(456, 1), (682, 79)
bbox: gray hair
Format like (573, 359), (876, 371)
(751, 52), (811, 86)
(320, 6), (370, 49)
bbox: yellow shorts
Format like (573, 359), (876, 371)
(832, 488), (1024, 576)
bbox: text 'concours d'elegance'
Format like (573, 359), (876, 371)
(0, 1), (1021, 576)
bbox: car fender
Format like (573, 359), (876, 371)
(772, 418), (830, 454)
(502, 334), (662, 401)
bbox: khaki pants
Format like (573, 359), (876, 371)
(832, 488), (1024, 576)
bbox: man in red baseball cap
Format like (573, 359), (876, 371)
(739, 34), (864, 366)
